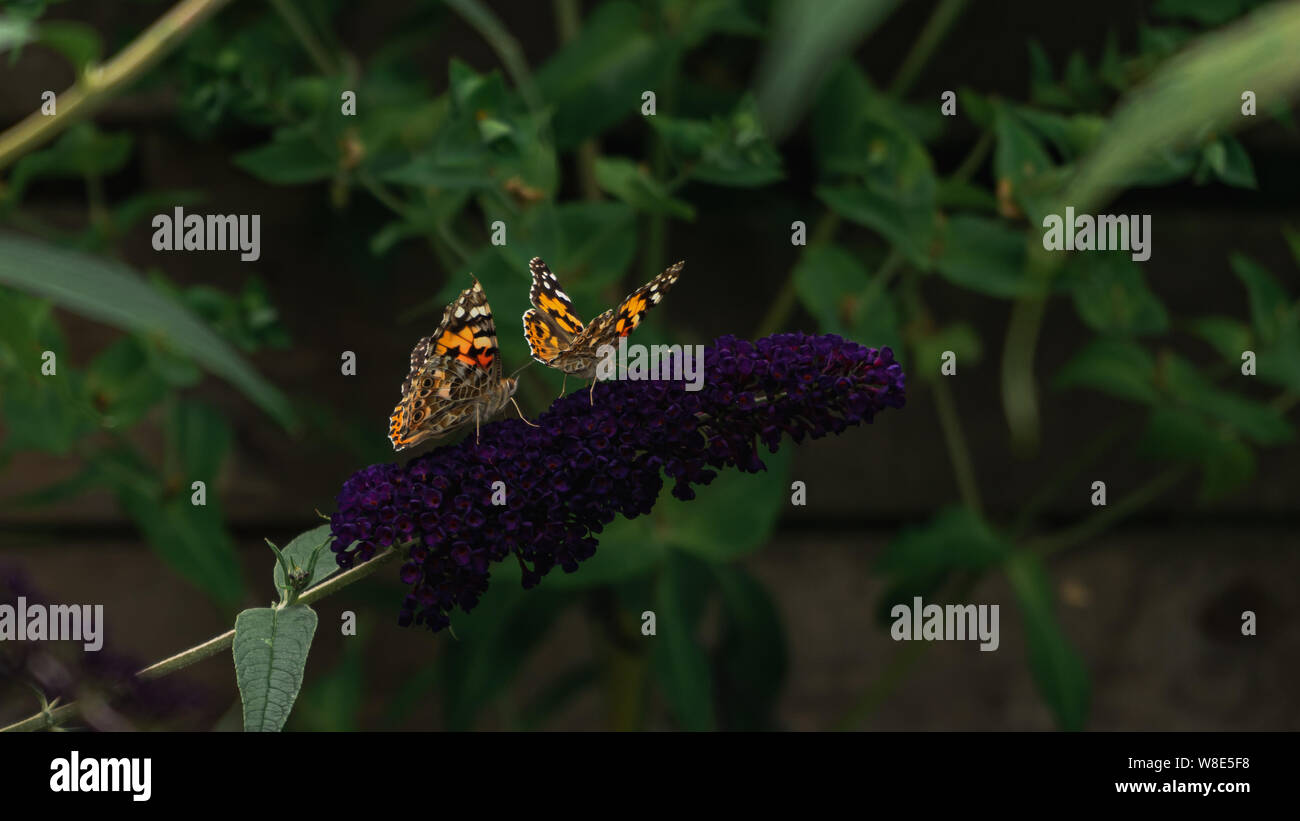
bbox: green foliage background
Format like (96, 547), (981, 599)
(1, 0), (1299, 731)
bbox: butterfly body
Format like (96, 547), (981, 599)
(388, 279), (518, 451)
(522, 257), (685, 379)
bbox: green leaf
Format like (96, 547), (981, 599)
(594, 157), (696, 219)
(546, 447), (791, 590)
(103, 451), (245, 610)
(650, 95), (784, 187)
(877, 507), (1010, 579)
(911, 323), (980, 382)
(1230, 253), (1292, 344)
(288, 640), (365, 731)
(663, 0), (764, 45)
(271, 525), (339, 594)
(994, 105), (1058, 223)
(1189, 316), (1252, 364)
(1159, 355), (1293, 445)
(933, 216), (1033, 298)
(1200, 391), (1292, 445)
(753, 0), (901, 141)
(535, 1), (666, 149)
(508, 201), (637, 288)
(233, 126), (337, 184)
(532, 515), (667, 591)
(170, 399), (230, 483)
(85, 338), (169, 428)
(1205, 134), (1257, 189)
(1256, 320), (1300, 393)
(1060, 3), (1300, 213)
(0, 14), (37, 56)
(378, 156), (495, 190)
(1152, 0), (1250, 26)
(936, 179), (997, 212)
(5, 124), (132, 204)
(793, 244), (902, 353)
(1200, 436), (1256, 499)
(666, 447), (791, 561)
(713, 565), (787, 730)
(1013, 107), (1106, 161)
(1138, 406), (1256, 499)
(232, 605), (319, 732)
(1054, 338), (1158, 404)
(814, 128), (937, 266)
(439, 563), (563, 729)
(1006, 553), (1089, 731)
(0, 369), (91, 455)
(1066, 252), (1169, 335)
(653, 551), (716, 731)
(37, 21), (100, 69)
(1284, 226), (1300, 268)
(0, 233), (296, 429)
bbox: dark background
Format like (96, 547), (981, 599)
(0, 0), (1296, 730)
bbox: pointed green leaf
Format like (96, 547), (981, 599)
(1006, 553), (1090, 731)
(0, 233), (295, 429)
(233, 605), (319, 732)
(653, 551), (716, 731)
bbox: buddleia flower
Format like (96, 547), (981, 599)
(329, 333), (906, 632)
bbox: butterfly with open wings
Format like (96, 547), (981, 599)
(521, 257), (685, 392)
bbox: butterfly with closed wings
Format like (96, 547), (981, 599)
(388, 278), (524, 450)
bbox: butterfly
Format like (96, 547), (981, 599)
(388, 278), (521, 450)
(522, 257), (685, 387)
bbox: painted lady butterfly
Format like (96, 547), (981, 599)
(521, 256), (685, 380)
(388, 279), (519, 450)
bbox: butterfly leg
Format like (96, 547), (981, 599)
(475, 404), (481, 445)
(558, 372), (568, 398)
(588, 377), (596, 406)
(510, 396), (539, 428)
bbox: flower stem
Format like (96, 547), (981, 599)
(1022, 467), (1189, 559)
(1001, 293), (1048, 454)
(1007, 420), (1130, 540)
(0, 0), (236, 172)
(0, 546), (401, 732)
(555, 0), (603, 203)
(888, 0), (971, 97)
(444, 0), (543, 114)
(931, 376), (983, 515)
(268, 0), (339, 75)
(754, 212), (841, 337)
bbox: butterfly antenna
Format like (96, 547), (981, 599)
(507, 360), (535, 380)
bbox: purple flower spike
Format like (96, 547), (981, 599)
(329, 333), (905, 632)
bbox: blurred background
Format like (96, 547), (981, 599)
(1, 0), (1298, 731)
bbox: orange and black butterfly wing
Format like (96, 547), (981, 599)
(523, 256), (586, 364)
(389, 280), (506, 450)
(572, 260), (686, 349)
(609, 260), (684, 338)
